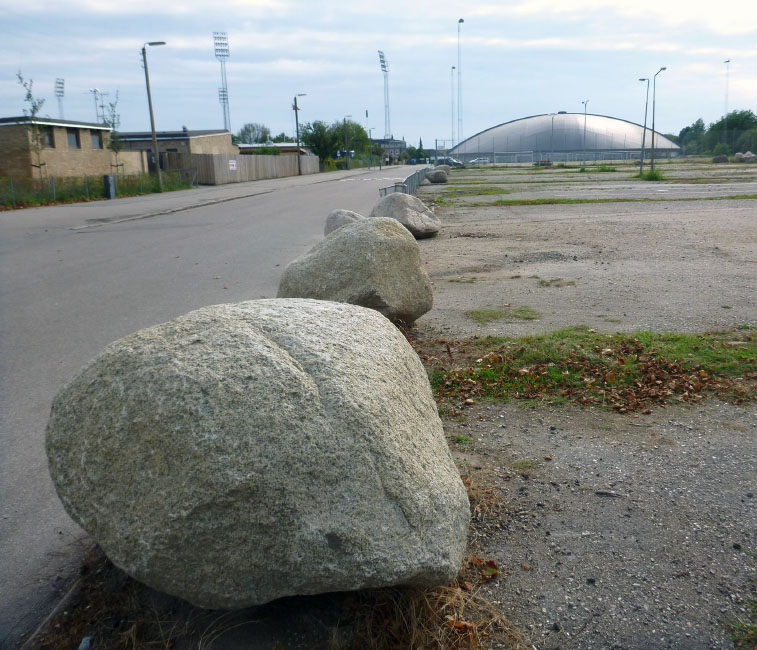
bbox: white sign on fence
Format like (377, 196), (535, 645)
(228, 160), (237, 171)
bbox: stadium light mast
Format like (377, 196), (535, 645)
(457, 18), (464, 143)
(378, 50), (391, 139)
(214, 32), (231, 133)
(55, 78), (65, 119)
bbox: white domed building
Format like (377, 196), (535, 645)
(449, 113), (680, 163)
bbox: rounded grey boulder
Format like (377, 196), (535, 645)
(434, 164), (451, 174)
(46, 299), (469, 609)
(369, 192), (441, 239)
(425, 169), (448, 183)
(324, 208), (365, 236)
(278, 217), (433, 323)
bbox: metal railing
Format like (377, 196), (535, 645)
(378, 167), (429, 197)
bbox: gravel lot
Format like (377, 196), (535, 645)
(417, 161), (756, 649)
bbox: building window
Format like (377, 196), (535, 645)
(91, 131), (103, 149)
(67, 128), (80, 149)
(39, 127), (55, 148)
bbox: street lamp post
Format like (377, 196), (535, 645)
(142, 41), (166, 192)
(457, 18), (464, 143)
(650, 66), (666, 173)
(450, 65), (455, 147)
(343, 115), (352, 169)
(550, 113), (556, 161)
(293, 94), (306, 175)
(724, 59), (731, 151)
(581, 100), (589, 168)
(639, 78), (650, 176)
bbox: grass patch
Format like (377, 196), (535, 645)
(465, 309), (506, 326)
(640, 169), (665, 181)
(452, 434), (472, 443)
(443, 186), (511, 197)
(510, 306), (540, 320)
(465, 307), (540, 325)
(511, 459), (537, 472)
(596, 165), (617, 172)
(472, 194), (757, 207)
(729, 599), (757, 649)
(422, 327), (756, 414)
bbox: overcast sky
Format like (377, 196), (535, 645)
(1, 0), (755, 147)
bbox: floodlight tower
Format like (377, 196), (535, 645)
(55, 78), (65, 119)
(378, 50), (391, 139)
(214, 31), (231, 132)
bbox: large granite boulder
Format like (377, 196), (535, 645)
(46, 299), (469, 610)
(712, 154), (728, 163)
(324, 208), (365, 236)
(369, 192), (441, 239)
(278, 218), (433, 323)
(425, 169), (448, 184)
(434, 165), (451, 174)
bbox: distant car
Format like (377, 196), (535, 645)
(435, 157), (464, 167)
(469, 157), (490, 164)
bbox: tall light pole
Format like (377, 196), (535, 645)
(142, 41), (166, 192)
(293, 93), (306, 175)
(550, 113), (556, 161)
(724, 59), (731, 150)
(213, 32), (231, 133)
(55, 78), (65, 119)
(650, 66), (666, 173)
(639, 78), (650, 175)
(457, 18), (464, 144)
(450, 65), (456, 147)
(581, 100), (589, 168)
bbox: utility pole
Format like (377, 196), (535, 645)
(293, 94), (305, 175)
(142, 41), (166, 191)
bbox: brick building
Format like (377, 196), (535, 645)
(118, 129), (236, 170)
(0, 116), (145, 179)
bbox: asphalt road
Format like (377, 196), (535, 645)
(0, 166), (407, 647)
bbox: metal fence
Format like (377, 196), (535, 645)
(378, 167), (429, 197)
(0, 170), (198, 208)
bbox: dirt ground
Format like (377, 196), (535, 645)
(19, 161), (756, 650)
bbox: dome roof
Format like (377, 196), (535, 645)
(450, 113), (679, 156)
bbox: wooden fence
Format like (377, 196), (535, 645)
(163, 153), (319, 185)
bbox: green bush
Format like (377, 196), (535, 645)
(321, 158), (338, 172)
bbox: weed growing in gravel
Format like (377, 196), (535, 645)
(640, 169), (665, 181)
(422, 327), (756, 413)
(728, 599), (757, 649)
(511, 459), (537, 472)
(465, 309), (506, 325)
(465, 307), (540, 325)
(538, 278), (576, 288)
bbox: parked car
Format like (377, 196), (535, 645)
(468, 157), (490, 164)
(435, 157), (464, 167)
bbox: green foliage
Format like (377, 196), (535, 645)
(104, 91), (124, 172)
(680, 111), (757, 154)
(735, 128), (757, 153)
(271, 132), (291, 143)
(300, 120), (339, 162)
(17, 71), (45, 173)
(321, 158), (338, 172)
(641, 169), (664, 181)
(237, 122), (271, 144)
(712, 142), (730, 156)
(246, 146), (280, 156)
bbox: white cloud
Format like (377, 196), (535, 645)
(470, 0), (757, 35)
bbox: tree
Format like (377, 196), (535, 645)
(237, 122), (271, 144)
(272, 132), (291, 143)
(706, 110), (757, 153)
(679, 118), (706, 154)
(335, 120), (369, 154)
(417, 138), (426, 159)
(17, 71), (46, 175)
(300, 121), (339, 162)
(104, 91), (124, 174)
(735, 128), (757, 153)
